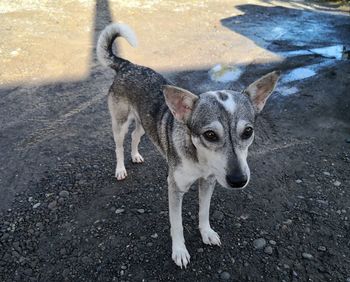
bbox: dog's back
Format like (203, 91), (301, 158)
(97, 23), (171, 152)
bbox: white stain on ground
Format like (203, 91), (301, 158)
(280, 45), (345, 60)
(209, 64), (242, 83)
(310, 45), (345, 60)
(277, 86), (299, 96)
(278, 55), (343, 96)
(281, 67), (316, 83)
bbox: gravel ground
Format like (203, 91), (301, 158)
(0, 0), (350, 281)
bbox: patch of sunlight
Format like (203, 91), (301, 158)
(0, 1), (94, 86)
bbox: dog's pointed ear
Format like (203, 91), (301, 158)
(163, 85), (198, 123)
(244, 71), (281, 113)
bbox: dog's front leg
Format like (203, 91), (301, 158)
(168, 175), (190, 268)
(198, 176), (221, 246)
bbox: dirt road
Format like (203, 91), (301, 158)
(0, 0), (349, 281)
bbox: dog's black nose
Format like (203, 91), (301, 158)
(226, 174), (248, 188)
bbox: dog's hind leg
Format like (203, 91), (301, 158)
(198, 176), (221, 246)
(108, 95), (130, 180)
(131, 120), (145, 163)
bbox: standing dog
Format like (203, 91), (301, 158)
(97, 23), (280, 268)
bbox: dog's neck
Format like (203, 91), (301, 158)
(172, 120), (198, 164)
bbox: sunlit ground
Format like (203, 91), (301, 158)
(0, 0), (348, 87)
(0, 0), (280, 87)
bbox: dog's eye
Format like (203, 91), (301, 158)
(203, 130), (218, 142)
(242, 127), (253, 139)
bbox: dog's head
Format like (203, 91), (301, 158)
(163, 71), (280, 189)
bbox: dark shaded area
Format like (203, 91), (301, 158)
(260, 0), (350, 12)
(0, 0), (116, 210)
(221, 4), (350, 53)
(91, 0), (114, 67)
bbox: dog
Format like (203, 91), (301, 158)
(97, 23), (280, 268)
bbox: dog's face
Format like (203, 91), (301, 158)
(163, 71), (280, 189)
(189, 90), (255, 189)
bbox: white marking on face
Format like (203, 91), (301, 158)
(210, 91), (237, 114)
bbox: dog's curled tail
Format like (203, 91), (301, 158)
(97, 23), (137, 69)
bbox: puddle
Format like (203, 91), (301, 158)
(209, 64), (242, 83)
(277, 86), (299, 96)
(280, 45), (346, 60)
(282, 59), (336, 85)
(278, 46), (347, 95)
(282, 67), (316, 83)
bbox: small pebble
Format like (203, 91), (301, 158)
(1, 233), (9, 241)
(81, 256), (92, 264)
(48, 200), (57, 210)
(10, 50), (19, 57)
(197, 248), (204, 253)
(213, 210), (224, 221)
(323, 171), (330, 176)
(264, 246), (273, 255)
(295, 179), (302, 183)
(302, 252), (313, 260)
(33, 203), (41, 209)
(115, 208), (125, 214)
(318, 246), (326, 252)
(59, 190), (70, 198)
(220, 271), (231, 280)
(62, 269), (70, 278)
(58, 198), (65, 204)
(283, 219), (293, 225)
(253, 238), (266, 249)
(316, 199), (328, 205)
(151, 233), (158, 239)
(269, 240), (277, 245)
(137, 209), (145, 214)
(333, 181), (341, 187)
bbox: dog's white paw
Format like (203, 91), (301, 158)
(132, 153), (144, 164)
(200, 228), (221, 246)
(115, 167), (127, 180)
(172, 245), (190, 269)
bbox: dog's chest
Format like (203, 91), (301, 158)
(173, 158), (212, 191)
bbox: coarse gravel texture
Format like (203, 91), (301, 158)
(1, 0), (350, 281)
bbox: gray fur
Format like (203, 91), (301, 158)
(97, 23), (280, 268)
